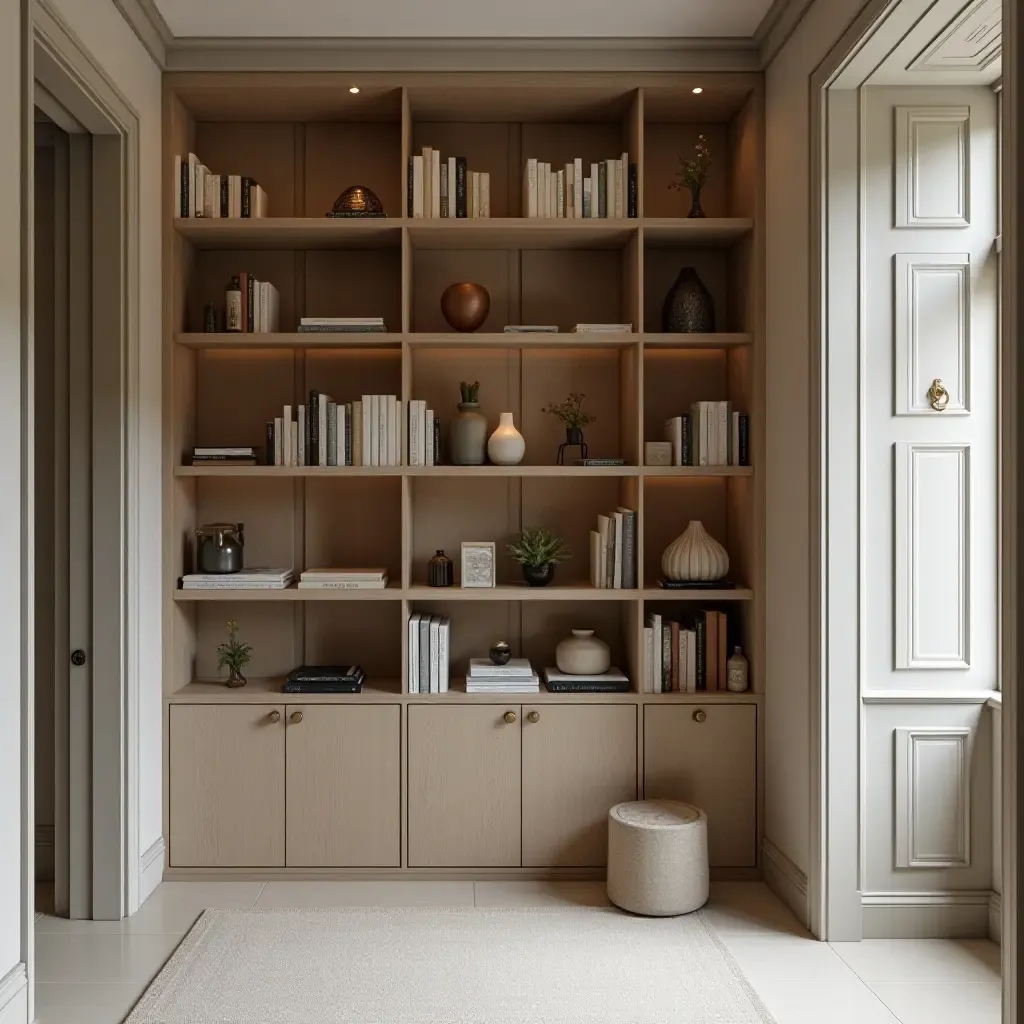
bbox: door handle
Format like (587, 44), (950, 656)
(71, 649), (86, 667)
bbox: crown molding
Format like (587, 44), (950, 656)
(755, 0), (818, 65)
(111, 0), (172, 67)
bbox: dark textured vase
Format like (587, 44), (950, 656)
(522, 563), (555, 587)
(662, 267), (715, 333)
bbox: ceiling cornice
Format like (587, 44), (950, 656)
(110, 0), (171, 67)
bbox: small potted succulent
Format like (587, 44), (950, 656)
(542, 392), (596, 448)
(669, 134), (712, 218)
(508, 527), (571, 587)
(217, 618), (253, 688)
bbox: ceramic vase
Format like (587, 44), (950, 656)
(427, 550), (454, 587)
(450, 403), (488, 465)
(441, 283), (490, 332)
(555, 629), (611, 675)
(487, 412), (525, 465)
(662, 267), (715, 333)
(661, 520), (729, 582)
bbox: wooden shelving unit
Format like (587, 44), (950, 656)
(162, 71), (765, 878)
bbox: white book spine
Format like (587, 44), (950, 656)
(318, 398), (328, 467)
(408, 613), (420, 693)
(589, 164), (599, 218)
(706, 401), (718, 466)
(412, 156), (424, 218)
(375, 396), (386, 467)
(290, 422), (298, 466)
(573, 158), (584, 218)
(651, 614), (662, 690)
(273, 417), (282, 466)
(409, 403), (420, 466)
(480, 172), (490, 218)
(447, 157), (457, 218)
(422, 147), (432, 219)
(417, 401), (427, 466)
(361, 397), (372, 466)
(524, 158), (537, 218)
(337, 404), (346, 467)
(699, 403), (710, 466)
(425, 408), (435, 466)
(282, 406), (292, 467)
(431, 149), (441, 218)
(718, 401), (731, 466)
(438, 619), (450, 693)
(429, 618), (441, 693)
(556, 170), (564, 218)
(388, 397), (399, 467)
(471, 171), (480, 218)
(187, 154), (198, 217)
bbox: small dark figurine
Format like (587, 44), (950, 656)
(489, 641), (511, 666)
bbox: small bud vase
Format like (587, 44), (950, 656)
(487, 412), (525, 465)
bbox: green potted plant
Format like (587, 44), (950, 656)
(669, 134), (712, 218)
(508, 527), (571, 587)
(217, 618), (253, 688)
(542, 392), (596, 447)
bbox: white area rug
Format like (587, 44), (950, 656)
(126, 907), (776, 1023)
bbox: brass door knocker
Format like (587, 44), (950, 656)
(927, 378), (950, 412)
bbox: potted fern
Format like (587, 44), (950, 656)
(217, 618), (253, 688)
(508, 527), (571, 587)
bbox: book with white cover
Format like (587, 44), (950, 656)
(387, 397), (398, 467)
(408, 613), (421, 693)
(573, 158), (583, 218)
(468, 658), (534, 678)
(418, 615), (430, 694)
(431, 149), (441, 218)
(418, 402), (427, 465)
(361, 397), (372, 466)
(300, 568), (386, 580)
(429, 616), (442, 693)
(182, 579), (292, 590)
(438, 618), (450, 692)
(184, 568), (292, 582)
(408, 402), (421, 466)
(466, 679), (539, 693)
(543, 667), (628, 684)
(425, 409), (435, 466)
(296, 579), (388, 590)
(612, 511), (623, 589)
(643, 627), (654, 693)
(717, 401), (731, 466)
(523, 158), (538, 218)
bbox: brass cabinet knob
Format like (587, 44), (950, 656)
(527, 711), (540, 723)
(267, 710), (281, 724)
(693, 709), (707, 724)
(290, 710), (304, 724)
(503, 710), (517, 724)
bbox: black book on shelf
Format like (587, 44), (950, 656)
(627, 163), (638, 218)
(283, 680), (363, 693)
(433, 416), (443, 464)
(407, 156), (414, 217)
(658, 579), (737, 589)
(265, 421), (275, 466)
(455, 157), (468, 218)
(680, 414), (692, 466)
(220, 176), (229, 218)
(286, 665), (365, 684)
(180, 159), (190, 219)
(545, 679), (630, 694)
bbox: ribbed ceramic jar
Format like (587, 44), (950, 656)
(487, 412), (525, 465)
(555, 629), (611, 675)
(661, 520), (729, 582)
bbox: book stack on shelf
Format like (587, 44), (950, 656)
(227, 273), (281, 334)
(190, 446), (258, 467)
(284, 665), (365, 694)
(409, 148), (490, 219)
(573, 323), (633, 333)
(523, 155), (637, 219)
(267, 392), (402, 467)
(543, 667), (630, 693)
(174, 153), (268, 219)
(503, 325), (557, 333)
(181, 568), (294, 591)
(297, 569), (388, 591)
(589, 507), (637, 590)
(664, 405), (750, 467)
(407, 401), (443, 466)
(466, 658), (539, 694)
(643, 609), (730, 693)
(297, 317), (386, 334)
(407, 614), (451, 694)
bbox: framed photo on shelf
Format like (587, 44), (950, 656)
(461, 541), (496, 588)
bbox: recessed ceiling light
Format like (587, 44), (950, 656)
(692, 87), (703, 94)
(349, 86), (360, 95)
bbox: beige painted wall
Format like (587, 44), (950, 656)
(44, 0), (164, 856)
(764, 0), (872, 880)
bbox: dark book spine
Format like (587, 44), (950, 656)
(433, 416), (442, 464)
(220, 176), (229, 217)
(620, 512), (636, 589)
(662, 625), (671, 693)
(308, 390), (319, 465)
(681, 414), (692, 466)
(288, 675), (363, 684)
(180, 159), (189, 218)
(407, 157), (414, 216)
(345, 403), (352, 466)
(246, 276), (255, 332)
(265, 421), (274, 465)
(546, 681), (630, 693)
(628, 163), (638, 218)
(284, 684), (362, 693)
(238, 272), (249, 332)
(694, 613), (707, 691)
(241, 177), (253, 219)
(455, 157), (468, 218)
(598, 161), (607, 218)
(738, 415), (750, 466)
(440, 163), (449, 219)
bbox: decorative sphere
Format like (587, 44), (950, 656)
(489, 641), (511, 666)
(441, 283), (490, 332)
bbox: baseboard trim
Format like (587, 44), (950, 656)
(861, 890), (993, 938)
(0, 965), (27, 1016)
(989, 891), (1001, 944)
(139, 836), (165, 907)
(761, 838), (810, 929)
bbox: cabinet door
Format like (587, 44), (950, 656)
(644, 704), (757, 867)
(169, 704), (285, 867)
(408, 705), (521, 867)
(286, 705), (401, 867)
(522, 704), (637, 867)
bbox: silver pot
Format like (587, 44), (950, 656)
(196, 522), (244, 574)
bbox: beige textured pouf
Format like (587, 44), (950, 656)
(607, 800), (709, 916)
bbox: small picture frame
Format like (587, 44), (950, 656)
(461, 541), (496, 588)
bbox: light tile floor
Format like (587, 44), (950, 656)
(32, 880), (1002, 1024)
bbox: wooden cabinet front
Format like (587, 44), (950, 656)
(408, 704), (522, 867)
(521, 704), (637, 867)
(169, 704), (286, 867)
(286, 705), (401, 867)
(643, 704), (757, 867)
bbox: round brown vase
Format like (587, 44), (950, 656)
(441, 283), (490, 332)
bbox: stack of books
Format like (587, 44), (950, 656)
(267, 392), (402, 468)
(284, 665), (365, 694)
(190, 446), (258, 467)
(573, 323), (633, 333)
(589, 507), (637, 590)
(298, 569), (388, 591)
(181, 568), (293, 591)
(408, 614), (451, 693)
(409, 149), (490, 219)
(523, 156), (637, 219)
(229, 273), (281, 333)
(504, 325), (558, 333)
(407, 401), (442, 465)
(297, 317), (386, 334)
(466, 658), (539, 694)
(644, 609), (731, 693)
(174, 153), (269, 219)
(544, 668), (630, 693)
(664, 405), (750, 467)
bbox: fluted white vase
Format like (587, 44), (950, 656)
(661, 520), (729, 582)
(487, 412), (525, 465)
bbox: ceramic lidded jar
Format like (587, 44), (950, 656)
(555, 629), (611, 675)
(487, 412), (526, 465)
(661, 520), (729, 582)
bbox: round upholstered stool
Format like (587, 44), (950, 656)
(606, 800), (709, 916)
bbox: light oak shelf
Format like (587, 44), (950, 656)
(175, 464), (752, 478)
(173, 585), (403, 601)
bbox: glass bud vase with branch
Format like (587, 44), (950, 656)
(217, 618), (253, 688)
(670, 134), (712, 218)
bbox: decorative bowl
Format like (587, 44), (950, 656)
(441, 283), (490, 332)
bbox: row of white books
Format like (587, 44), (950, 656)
(408, 614), (451, 693)
(466, 658), (539, 694)
(409, 149), (491, 219)
(297, 569), (388, 591)
(664, 403), (749, 468)
(589, 507), (638, 590)
(407, 401), (442, 466)
(181, 568), (293, 591)
(174, 154), (268, 219)
(522, 155), (634, 219)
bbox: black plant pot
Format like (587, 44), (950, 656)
(565, 427), (584, 445)
(663, 267), (715, 333)
(522, 563), (555, 587)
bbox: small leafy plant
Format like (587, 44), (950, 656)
(217, 619), (252, 685)
(670, 134), (712, 195)
(508, 528), (571, 567)
(542, 392), (596, 430)
(460, 380), (480, 404)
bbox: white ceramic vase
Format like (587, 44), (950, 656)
(487, 412), (526, 465)
(661, 520), (729, 582)
(555, 629), (611, 675)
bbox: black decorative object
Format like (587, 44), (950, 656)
(196, 523), (245, 574)
(557, 427), (587, 465)
(428, 549), (454, 587)
(327, 185), (386, 218)
(663, 267), (715, 333)
(203, 303), (219, 333)
(489, 641), (511, 666)
(522, 563), (556, 587)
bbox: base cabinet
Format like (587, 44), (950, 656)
(643, 704), (757, 867)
